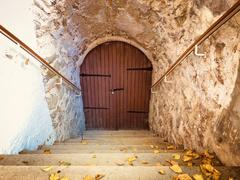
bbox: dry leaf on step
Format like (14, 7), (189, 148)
(192, 174), (204, 180)
(150, 145), (154, 149)
(115, 161), (125, 166)
(0, 157), (4, 161)
(41, 166), (53, 172)
(127, 156), (137, 165)
(58, 160), (71, 166)
(120, 147), (127, 152)
(183, 155), (192, 162)
(229, 178), (234, 180)
(167, 145), (175, 150)
(170, 164), (183, 173)
(92, 155), (97, 158)
(44, 149), (52, 154)
(83, 175), (94, 180)
(141, 160), (148, 164)
(166, 160), (178, 165)
(60, 177), (70, 180)
(22, 161), (29, 165)
(81, 141), (88, 145)
(172, 154), (180, 160)
(95, 174), (105, 180)
(154, 150), (160, 154)
(49, 173), (60, 180)
(202, 150), (214, 159)
(158, 169), (165, 175)
(173, 174), (192, 180)
(187, 162), (193, 167)
(200, 164), (221, 179)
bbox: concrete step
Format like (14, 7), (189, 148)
(83, 130), (152, 136)
(81, 134), (157, 139)
(40, 143), (182, 151)
(0, 153), (222, 166)
(25, 144), (184, 154)
(57, 137), (168, 145)
(0, 165), (239, 180)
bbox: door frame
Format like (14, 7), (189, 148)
(79, 39), (154, 130)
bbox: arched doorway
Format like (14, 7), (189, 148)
(80, 41), (152, 130)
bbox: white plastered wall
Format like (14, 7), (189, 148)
(0, 0), (55, 154)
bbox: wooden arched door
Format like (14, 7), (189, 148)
(80, 41), (152, 130)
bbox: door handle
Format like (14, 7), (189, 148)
(111, 88), (124, 94)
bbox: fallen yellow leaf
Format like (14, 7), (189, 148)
(44, 149), (52, 154)
(187, 162), (193, 167)
(83, 175), (94, 180)
(150, 145), (154, 149)
(58, 161), (71, 166)
(166, 160), (178, 165)
(120, 147), (127, 152)
(41, 166), (53, 172)
(115, 161), (125, 166)
(60, 177), (69, 180)
(81, 141), (88, 145)
(203, 150), (214, 159)
(172, 154), (180, 160)
(49, 173), (60, 180)
(92, 155), (96, 158)
(193, 174), (204, 180)
(154, 150), (160, 154)
(200, 164), (221, 179)
(183, 155), (192, 162)
(127, 156), (137, 165)
(173, 174), (192, 180)
(201, 157), (212, 165)
(95, 174), (105, 180)
(170, 164), (182, 173)
(158, 169), (165, 175)
(167, 145), (175, 150)
(141, 160), (148, 164)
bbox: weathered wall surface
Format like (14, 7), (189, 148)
(212, 54), (240, 165)
(34, 0), (240, 164)
(0, 0), (55, 154)
(149, 13), (240, 166)
(33, 0), (85, 141)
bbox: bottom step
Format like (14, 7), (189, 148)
(0, 166), (239, 180)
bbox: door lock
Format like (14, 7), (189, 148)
(111, 88), (124, 94)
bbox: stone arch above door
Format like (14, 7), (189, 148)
(77, 36), (154, 68)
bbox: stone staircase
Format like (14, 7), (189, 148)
(0, 130), (239, 180)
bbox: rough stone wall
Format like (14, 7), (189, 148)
(212, 53), (240, 166)
(33, 0), (85, 141)
(149, 12), (240, 166)
(34, 0), (240, 164)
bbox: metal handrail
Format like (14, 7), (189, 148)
(0, 25), (81, 94)
(151, 1), (240, 90)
